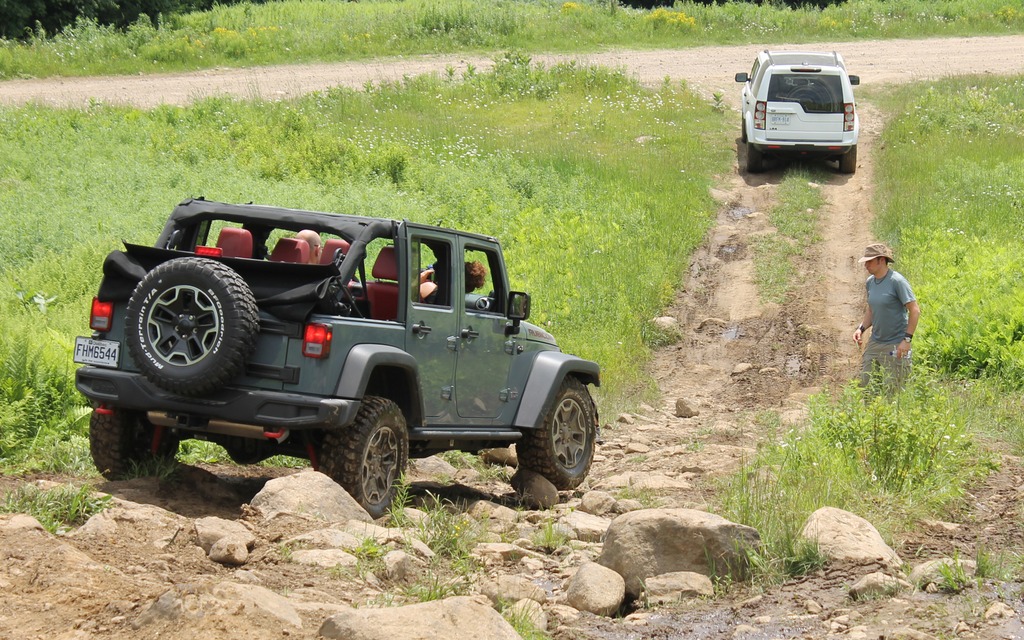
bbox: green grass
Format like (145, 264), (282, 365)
(752, 169), (826, 303)
(1, 483), (111, 533)
(871, 76), (1024, 387)
(0, 58), (731, 471)
(1, 0), (1022, 80)
(719, 375), (993, 584)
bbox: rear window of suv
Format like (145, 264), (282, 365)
(766, 74), (844, 114)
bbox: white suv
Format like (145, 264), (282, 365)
(735, 50), (860, 174)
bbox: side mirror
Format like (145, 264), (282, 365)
(507, 291), (530, 321)
(848, 75), (860, 86)
(734, 72), (748, 83)
(506, 291), (530, 335)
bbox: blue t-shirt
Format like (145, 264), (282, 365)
(866, 269), (916, 345)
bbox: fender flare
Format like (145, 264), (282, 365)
(513, 352), (600, 430)
(335, 344), (423, 426)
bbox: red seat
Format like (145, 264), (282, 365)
(365, 246), (399, 321)
(269, 237), (310, 263)
(216, 227), (253, 259)
(320, 238), (351, 264)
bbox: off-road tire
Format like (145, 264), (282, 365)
(741, 117), (748, 144)
(320, 396), (409, 519)
(517, 376), (596, 490)
(89, 410), (179, 480)
(839, 144), (857, 174)
(746, 142), (764, 173)
(125, 257), (259, 396)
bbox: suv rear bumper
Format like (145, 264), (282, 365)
(76, 366), (360, 430)
(749, 141), (855, 158)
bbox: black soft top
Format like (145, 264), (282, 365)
(157, 198), (394, 246)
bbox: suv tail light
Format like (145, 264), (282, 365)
(844, 103), (855, 132)
(90, 297), (114, 331)
(302, 323), (332, 358)
(754, 101), (766, 130)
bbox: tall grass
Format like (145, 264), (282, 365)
(720, 376), (990, 583)
(1, 483), (111, 533)
(0, 57), (731, 469)
(1, 0), (1022, 80)
(872, 76), (1024, 386)
(752, 168), (826, 303)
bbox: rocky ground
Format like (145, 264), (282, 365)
(4, 35), (1024, 640)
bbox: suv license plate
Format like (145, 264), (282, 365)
(769, 114), (790, 126)
(74, 337), (120, 368)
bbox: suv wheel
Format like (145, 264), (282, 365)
(320, 396), (409, 518)
(89, 409), (179, 479)
(839, 145), (857, 174)
(746, 142), (764, 173)
(125, 257), (259, 396)
(517, 377), (596, 490)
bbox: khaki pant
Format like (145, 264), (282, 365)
(860, 340), (911, 390)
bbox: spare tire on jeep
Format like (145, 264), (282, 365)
(125, 257), (259, 395)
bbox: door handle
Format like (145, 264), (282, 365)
(412, 322), (432, 335)
(460, 327), (479, 340)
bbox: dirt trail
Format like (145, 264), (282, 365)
(2, 35), (1024, 108)
(3, 34), (1024, 640)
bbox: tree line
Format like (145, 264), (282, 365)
(0, 0), (257, 40)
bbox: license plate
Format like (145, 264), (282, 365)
(74, 337), (120, 368)
(769, 114), (790, 126)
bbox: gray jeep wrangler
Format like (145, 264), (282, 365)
(74, 198), (600, 517)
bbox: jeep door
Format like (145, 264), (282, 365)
(454, 242), (512, 420)
(403, 232), (459, 420)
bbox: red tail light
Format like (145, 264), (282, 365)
(302, 323), (332, 358)
(754, 101), (766, 130)
(844, 103), (856, 132)
(195, 246), (223, 257)
(90, 297), (114, 331)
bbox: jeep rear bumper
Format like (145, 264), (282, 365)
(76, 366), (360, 430)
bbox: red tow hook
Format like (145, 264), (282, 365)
(264, 428), (289, 441)
(95, 404), (114, 416)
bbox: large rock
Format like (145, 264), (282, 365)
(73, 501), (187, 550)
(319, 595), (520, 640)
(598, 508), (760, 597)
(511, 468), (559, 509)
(249, 471), (371, 523)
(800, 507), (901, 569)
(565, 562), (625, 617)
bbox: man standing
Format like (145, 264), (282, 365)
(853, 243), (921, 389)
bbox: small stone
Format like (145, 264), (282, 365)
(674, 398), (698, 418)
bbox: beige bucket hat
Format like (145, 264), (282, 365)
(858, 243), (894, 263)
